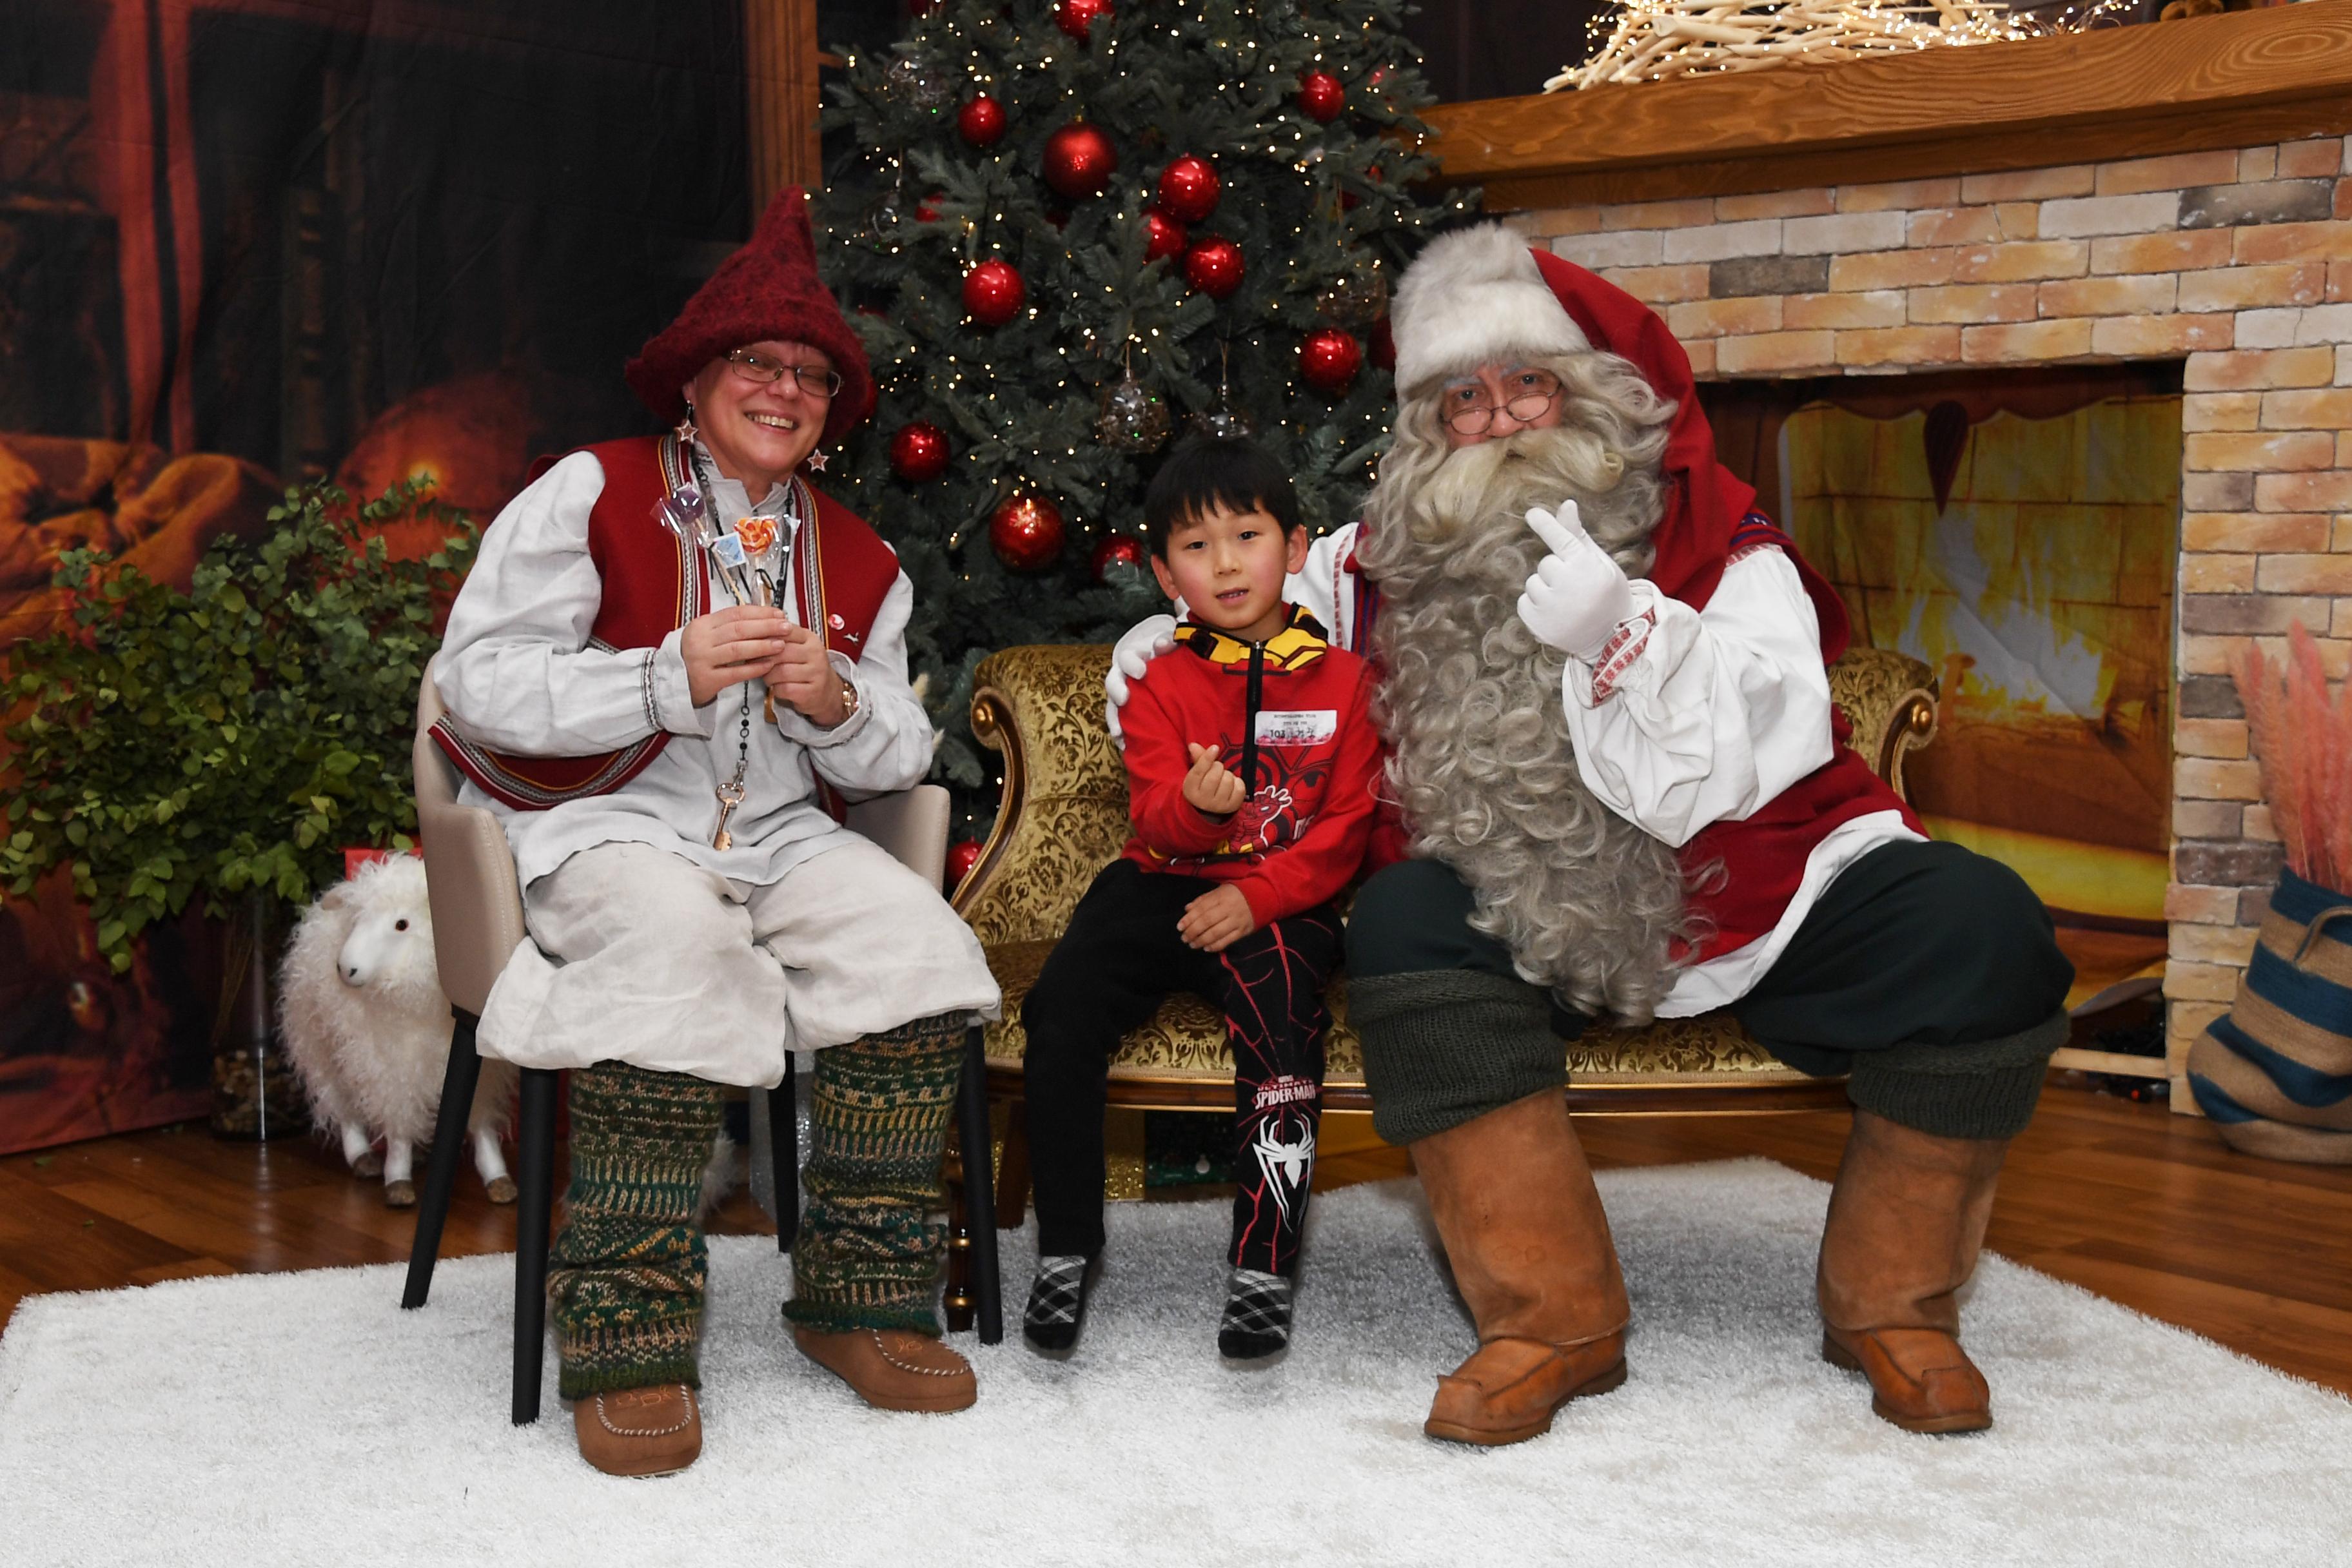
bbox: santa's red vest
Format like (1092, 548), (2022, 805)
(1665, 513), (1921, 961)
(430, 433), (899, 815)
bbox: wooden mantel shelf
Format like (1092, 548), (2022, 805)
(1422, 1), (2352, 210)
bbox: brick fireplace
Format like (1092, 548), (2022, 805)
(1420, 8), (2352, 1105)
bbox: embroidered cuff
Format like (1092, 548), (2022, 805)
(654, 629), (709, 737)
(1588, 608), (1657, 705)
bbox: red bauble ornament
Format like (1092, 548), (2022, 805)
(1142, 207), (1187, 262)
(1043, 121), (1117, 199)
(890, 422), (951, 482)
(1183, 235), (1245, 299)
(1054, 0), (1112, 43)
(1156, 155), (1221, 222)
(1299, 328), (1362, 395)
(1091, 532), (1148, 581)
(963, 259), (1026, 326)
(946, 838), (984, 889)
(990, 493), (1066, 571)
(1297, 70), (1345, 122)
(957, 94), (1007, 147)
(1369, 315), (1396, 370)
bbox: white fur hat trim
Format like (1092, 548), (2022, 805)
(1389, 223), (1590, 397)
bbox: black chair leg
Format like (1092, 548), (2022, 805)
(400, 1006), (485, 1310)
(956, 1025), (1003, 1345)
(772, 1055), (799, 1254)
(512, 1066), (560, 1426)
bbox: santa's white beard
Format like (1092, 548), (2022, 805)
(1359, 424), (1691, 1024)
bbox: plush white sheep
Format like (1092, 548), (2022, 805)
(279, 854), (516, 1208)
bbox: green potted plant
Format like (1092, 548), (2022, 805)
(2, 481), (476, 1137)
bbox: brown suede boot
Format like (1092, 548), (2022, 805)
(1411, 1088), (1631, 1446)
(571, 1384), (701, 1478)
(1817, 1108), (2008, 1435)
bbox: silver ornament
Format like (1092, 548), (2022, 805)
(1315, 255), (1388, 329)
(863, 190), (908, 247)
(1096, 377), (1173, 453)
(882, 54), (954, 112)
(1189, 395), (1256, 441)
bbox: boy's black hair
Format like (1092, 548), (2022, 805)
(1141, 436), (1302, 554)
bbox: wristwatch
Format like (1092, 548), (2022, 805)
(835, 674), (860, 723)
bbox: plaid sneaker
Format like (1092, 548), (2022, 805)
(1217, 1267), (1294, 1360)
(1023, 1254), (1097, 1353)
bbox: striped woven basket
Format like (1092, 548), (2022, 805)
(2187, 867), (2352, 1164)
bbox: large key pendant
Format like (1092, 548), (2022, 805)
(711, 779), (747, 850)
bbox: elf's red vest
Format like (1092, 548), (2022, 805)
(430, 433), (899, 814)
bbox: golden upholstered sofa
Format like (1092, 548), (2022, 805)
(952, 644), (1937, 1139)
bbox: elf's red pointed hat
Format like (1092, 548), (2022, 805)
(624, 186), (874, 446)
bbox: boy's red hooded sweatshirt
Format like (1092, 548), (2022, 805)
(1119, 605), (1383, 928)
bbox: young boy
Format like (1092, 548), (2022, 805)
(1019, 436), (1383, 1360)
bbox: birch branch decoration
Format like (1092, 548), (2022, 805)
(1551, 0), (2127, 91)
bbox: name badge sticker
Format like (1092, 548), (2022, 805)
(1255, 709), (1337, 747)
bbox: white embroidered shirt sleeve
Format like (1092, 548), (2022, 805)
(435, 451), (707, 753)
(771, 571), (935, 793)
(1286, 523), (1355, 647)
(1559, 545), (1836, 848)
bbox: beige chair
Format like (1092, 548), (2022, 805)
(952, 643), (1939, 1215)
(399, 654), (1002, 1424)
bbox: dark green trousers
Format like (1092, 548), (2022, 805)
(1344, 839), (2074, 1146)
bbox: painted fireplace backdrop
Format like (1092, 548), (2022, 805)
(0, 0), (752, 1154)
(1707, 371), (2181, 1009)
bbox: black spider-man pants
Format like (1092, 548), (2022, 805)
(1021, 860), (1342, 1277)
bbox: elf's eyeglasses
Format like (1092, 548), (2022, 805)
(1442, 369), (1562, 436)
(727, 348), (842, 398)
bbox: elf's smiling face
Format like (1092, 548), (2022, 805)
(684, 338), (833, 499)
(1152, 501), (1311, 646)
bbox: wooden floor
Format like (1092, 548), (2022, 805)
(5, 1084), (2349, 1397)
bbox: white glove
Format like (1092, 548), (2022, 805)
(1515, 500), (1634, 662)
(1104, 613), (1179, 749)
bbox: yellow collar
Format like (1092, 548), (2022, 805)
(1173, 604), (1329, 672)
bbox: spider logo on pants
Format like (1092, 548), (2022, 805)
(1251, 1112), (1316, 1222)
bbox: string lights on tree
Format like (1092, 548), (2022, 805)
(814, 0), (1471, 805)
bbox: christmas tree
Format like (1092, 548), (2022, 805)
(812, 0), (1473, 834)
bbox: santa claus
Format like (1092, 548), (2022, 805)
(1108, 225), (2072, 1442)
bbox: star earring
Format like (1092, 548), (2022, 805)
(675, 400), (700, 448)
(804, 447), (828, 473)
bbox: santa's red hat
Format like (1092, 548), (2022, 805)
(624, 186), (874, 446)
(1386, 222), (1848, 654)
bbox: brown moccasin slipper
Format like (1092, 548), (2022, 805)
(573, 1384), (703, 1477)
(792, 1326), (977, 1413)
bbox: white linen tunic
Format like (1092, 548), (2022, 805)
(1289, 524), (1921, 1017)
(435, 447), (1000, 1084)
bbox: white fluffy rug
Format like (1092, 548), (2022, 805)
(4, 1159), (2347, 1567)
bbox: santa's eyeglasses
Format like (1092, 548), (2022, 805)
(1442, 369), (1562, 436)
(726, 348), (843, 398)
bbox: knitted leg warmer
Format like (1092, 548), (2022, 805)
(1350, 970), (1565, 1148)
(783, 1012), (968, 1337)
(548, 1061), (726, 1399)
(1846, 1010), (2071, 1142)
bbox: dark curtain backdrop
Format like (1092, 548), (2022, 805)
(1, 0), (754, 1154)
